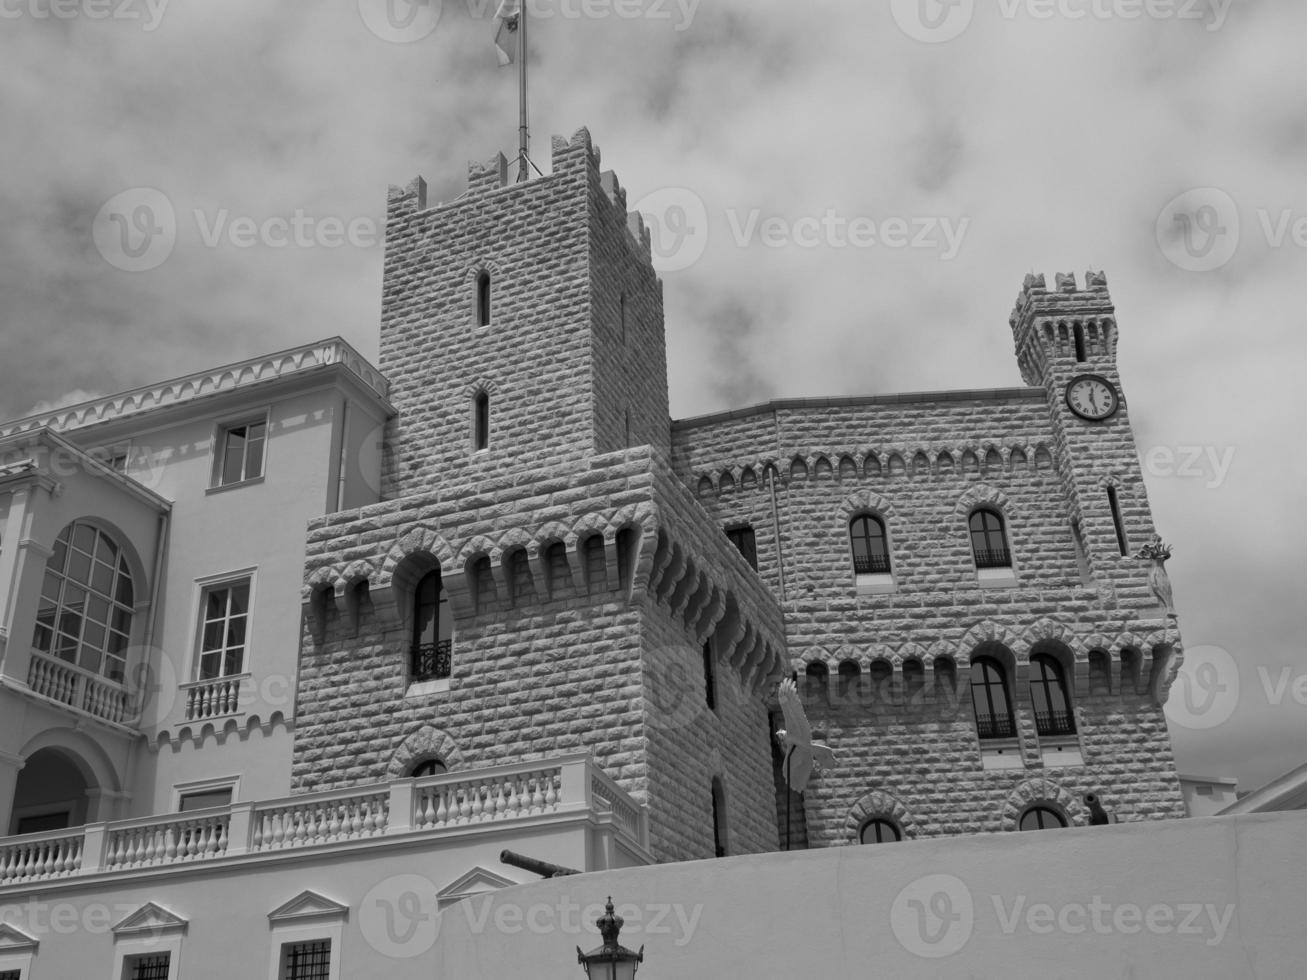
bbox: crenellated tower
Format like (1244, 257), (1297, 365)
(378, 128), (670, 499)
(1010, 271), (1169, 613)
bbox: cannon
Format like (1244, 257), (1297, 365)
(500, 849), (580, 878)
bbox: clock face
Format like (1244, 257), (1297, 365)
(1065, 375), (1119, 421)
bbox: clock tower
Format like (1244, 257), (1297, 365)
(1010, 272), (1167, 609)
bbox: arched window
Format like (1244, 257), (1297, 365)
(859, 817), (903, 844)
(1030, 654), (1075, 736)
(410, 758), (446, 778)
(473, 392), (490, 451)
(970, 656), (1015, 739)
(476, 271), (491, 327)
(33, 521), (135, 684)
(507, 549), (534, 605)
(1019, 805), (1068, 831)
(544, 542), (571, 598)
(711, 777), (728, 857)
(411, 569), (452, 682)
(849, 515), (890, 574)
(968, 509), (1011, 568)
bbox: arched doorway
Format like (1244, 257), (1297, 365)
(9, 747), (95, 835)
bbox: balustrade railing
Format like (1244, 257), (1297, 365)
(27, 651), (134, 726)
(412, 762), (562, 831)
(182, 675), (245, 721)
(105, 811), (229, 869)
(0, 755), (647, 888)
(252, 789), (390, 850)
(0, 830), (84, 883)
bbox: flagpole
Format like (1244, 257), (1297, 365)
(517, 2), (529, 182)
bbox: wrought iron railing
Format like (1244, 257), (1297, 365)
(853, 554), (892, 574)
(973, 548), (1012, 570)
(410, 640), (452, 682)
(975, 713), (1016, 739)
(1035, 710), (1076, 737)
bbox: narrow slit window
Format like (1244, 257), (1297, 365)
(703, 641), (717, 711)
(1107, 486), (1128, 556)
(476, 271), (491, 327)
(473, 392), (490, 451)
(1073, 323), (1087, 362)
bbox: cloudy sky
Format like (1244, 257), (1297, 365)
(1, 0), (1301, 794)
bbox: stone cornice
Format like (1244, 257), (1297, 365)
(0, 337), (389, 439)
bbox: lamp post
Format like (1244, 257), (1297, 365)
(576, 897), (644, 980)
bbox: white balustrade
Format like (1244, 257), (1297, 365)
(0, 756), (648, 890)
(27, 652), (133, 726)
(104, 812), (229, 869)
(183, 675), (244, 720)
(252, 790), (389, 850)
(0, 831), (84, 883)
(412, 763), (564, 831)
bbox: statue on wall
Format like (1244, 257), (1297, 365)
(1136, 535), (1176, 618)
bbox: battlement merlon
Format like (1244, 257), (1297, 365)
(383, 128), (652, 266)
(1010, 271), (1119, 386)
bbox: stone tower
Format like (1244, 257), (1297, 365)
(295, 130), (786, 864)
(378, 129), (670, 497)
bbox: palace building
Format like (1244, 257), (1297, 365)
(0, 128), (1194, 979)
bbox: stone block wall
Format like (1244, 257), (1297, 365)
(667, 305), (1186, 841)
(294, 449), (785, 863)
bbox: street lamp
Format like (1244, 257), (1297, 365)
(577, 897), (644, 980)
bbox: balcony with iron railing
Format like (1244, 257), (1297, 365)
(972, 548), (1012, 570)
(0, 753), (651, 890)
(975, 713), (1017, 740)
(410, 640), (452, 683)
(1035, 709), (1077, 738)
(852, 554), (892, 575)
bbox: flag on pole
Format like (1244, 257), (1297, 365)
(494, 0), (521, 66)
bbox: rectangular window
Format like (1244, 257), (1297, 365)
(216, 419), (267, 486)
(725, 525), (758, 571)
(178, 787), (233, 812)
(197, 580), (251, 680)
(281, 940), (331, 980)
(16, 811), (71, 835)
(1107, 487), (1129, 556)
(0, 971), (20, 980)
(125, 953), (171, 980)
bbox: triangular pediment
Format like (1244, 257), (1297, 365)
(436, 866), (517, 909)
(0, 922), (39, 951)
(268, 889), (349, 924)
(111, 903), (188, 938)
